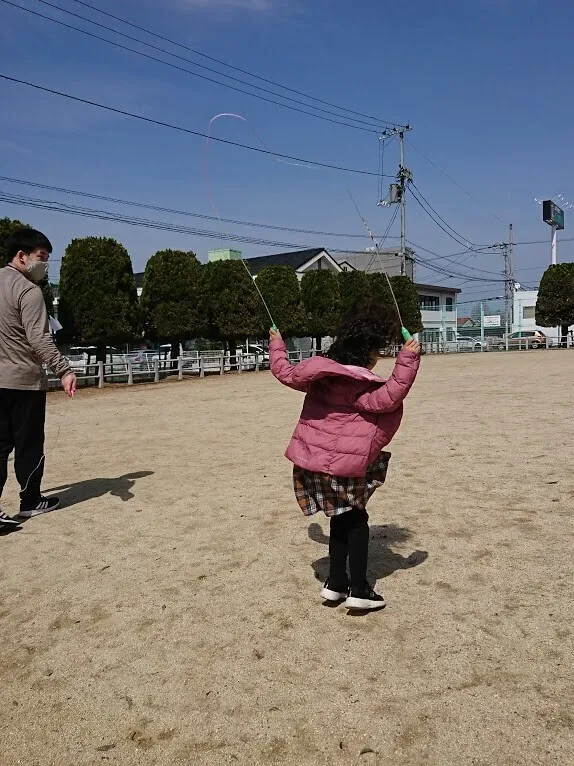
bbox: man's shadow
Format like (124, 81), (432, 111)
(309, 521), (428, 584)
(44, 471), (154, 509)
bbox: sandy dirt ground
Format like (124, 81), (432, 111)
(1, 351), (573, 766)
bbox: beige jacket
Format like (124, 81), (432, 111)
(0, 266), (71, 391)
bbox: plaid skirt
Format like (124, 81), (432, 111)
(293, 451), (391, 518)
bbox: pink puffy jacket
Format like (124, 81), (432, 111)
(270, 339), (420, 477)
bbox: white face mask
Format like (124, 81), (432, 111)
(25, 259), (49, 283)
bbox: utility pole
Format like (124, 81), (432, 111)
(501, 223), (515, 336)
(398, 130), (413, 276)
(508, 223), (514, 332)
(502, 242), (510, 337)
(378, 125), (412, 275)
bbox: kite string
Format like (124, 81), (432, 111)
(205, 112), (319, 330)
(19, 391), (73, 496)
(204, 112), (409, 337)
(346, 190), (405, 330)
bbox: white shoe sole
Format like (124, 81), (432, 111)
(18, 501), (60, 519)
(320, 587), (348, 602)
(0, 515), (21, 528)
(345, 595), (386, 610)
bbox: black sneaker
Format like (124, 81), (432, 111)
(0, 509), (22, 533)
(320, 578), (349, 602)
(18, 496), (60, 519)
(346, 583), (386, 610)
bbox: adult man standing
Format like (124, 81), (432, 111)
(0, 228), (76, 533)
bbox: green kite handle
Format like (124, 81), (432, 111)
(401, 327), (412, 342)
(271, 324), (278, 332)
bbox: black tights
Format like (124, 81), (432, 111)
(329, 507), (369, 588)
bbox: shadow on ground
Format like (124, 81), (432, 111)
(308, 521), (428, 584)
(44, 470), (155, 508)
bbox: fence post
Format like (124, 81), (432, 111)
(199, 357), (205, 379)
(128, 360), (133, 385)
(220, 356), (224, 376)
(238, 354), (242, 374)
(154, 359), (159, 383)
(98, 361), (104, 389)
(178, 357), (183, 381)
(255, 354), (260, 372)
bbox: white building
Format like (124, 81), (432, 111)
(335, 247), (415, 279)
(416, 283), (460, 344)
(513, 289), (573, 341)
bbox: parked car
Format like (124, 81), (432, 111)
(65, 345), (119, 374)
(445, 335), (487, 352)
(497, 330), (551, 351)
(237, 344), (270, 370)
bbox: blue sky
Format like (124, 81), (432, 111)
(1, 0), (574, 304)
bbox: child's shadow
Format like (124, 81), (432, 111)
(309, 521), (428, 584)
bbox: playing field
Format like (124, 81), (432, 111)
(1, 351), (573, 766)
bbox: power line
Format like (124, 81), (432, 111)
(0, 73), (392, 178)
(457, 295), (505, 306)
(0, 182), (503, 284)
(405, 138), (507, 227)
(407, 239), (505, 277)
(409, 184), (487, 252)
(4, 0), (388, 134)
(0, 175), (400, 239)
(413, 254), (506, 283)
(38, 0), (390, 132)
(68, 0), (402, 127)
(411, 182), (481, 247)
(0, 187), (507, 285)
(511, 237), (574, 246)
(0, 189), (396, 253)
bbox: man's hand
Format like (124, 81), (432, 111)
(402, 338), (421, 356)
(269, 327), (282, 342)
(61, 372), (77, 397)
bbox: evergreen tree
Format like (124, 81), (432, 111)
(367, 273), (422, 336)
(255, 265), (306, 337)
(389, 275), (424, 335)
(58, 237), (139, 361)
(300, 270), (340, 350)
(202, 260), (266, 357)
(536, 263), (574, 347)
(337, 270), (370, 317)
(140, 249), (205, 358)
(0, 216), (27, 264)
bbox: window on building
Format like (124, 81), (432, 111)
(445, 296), (454, 312)
(523, 305), (535, 320)
(419, 295), (440, 310)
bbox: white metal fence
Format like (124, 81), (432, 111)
(422, 333), (573, 354)
(47, 349), (316, 390)
(47, 336), (574, 390)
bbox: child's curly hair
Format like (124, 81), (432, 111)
(327, 297), (400, 368)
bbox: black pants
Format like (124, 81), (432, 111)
(0, 389), (46, 506)
(329, 508), (369, 588)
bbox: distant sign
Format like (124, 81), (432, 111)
(542, 200), (565, 230)
(483, 315), (501, 327)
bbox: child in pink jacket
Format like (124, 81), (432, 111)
(269, 299), (420, 610)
